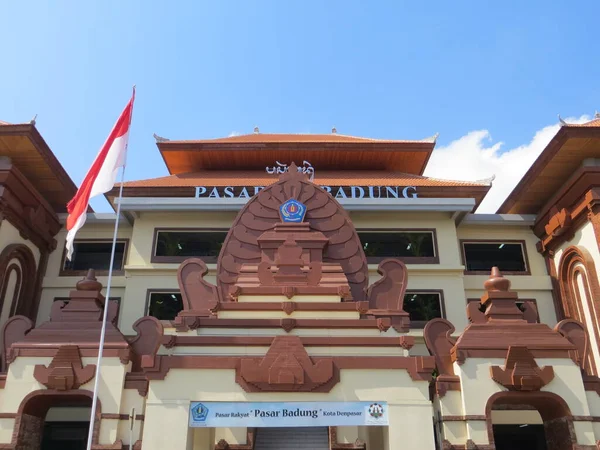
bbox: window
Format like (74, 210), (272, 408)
(152, 230), (228, 263)
(146, 292), (183, 321)
(61, 241), (127, 275)
(358, 230), (438, 263)
(461, 241), (528, 274)
(403, 291), (444, 327)
(466, 298), (539, 323)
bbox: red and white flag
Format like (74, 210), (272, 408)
(65, 89), (135, 260)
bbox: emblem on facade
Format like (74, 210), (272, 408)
(266, 161), (315, 181)
(368, 403), (384, 419)
(279, 199), (307, 223)
(191, 403), (209, 422)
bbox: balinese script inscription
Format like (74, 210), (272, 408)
(266, 161), (315, 181)
(195, 185), (418, 199)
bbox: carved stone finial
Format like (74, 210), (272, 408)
(595, 111), (600, 119)
(253, 126), (259, 134)
(331, 127), (337, 134)
(76, 269), (103, 291)
(483, 267), (510, 292)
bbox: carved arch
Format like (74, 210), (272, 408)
(0, 244), (37, 322)
(485, 391), (576, 449)
(216, 169), (369, 301)
(8, 389), (105, 449)
(558, 246), (600, 375)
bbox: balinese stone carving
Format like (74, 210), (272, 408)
(8, 269), (132, 364)
(33, 345), (95, 391)
(1, 315), (33, 369)
(128, 316), (164, 372)
(555, 319), (589, 370)
(490, 346), (554, 391)
(236, 335), (338, 392)
(178, 258), (219, 313)
(424, 318), (460, 396)
(364, 259), (410, 332)
(217, 163), (368, 302)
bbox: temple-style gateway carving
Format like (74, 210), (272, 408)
(0, 118), (599, 449)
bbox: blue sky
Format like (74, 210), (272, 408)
(1, 1), (599, 212)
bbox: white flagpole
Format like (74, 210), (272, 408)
(86, 163), (127, 450)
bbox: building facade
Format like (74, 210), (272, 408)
(0, 118), (599, 449)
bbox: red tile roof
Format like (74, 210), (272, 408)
(567, 117), (600, 127)
(163, 133), (433, 145)
(120, 170), (489, 188)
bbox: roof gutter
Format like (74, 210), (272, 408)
(115, 196), (476, 224)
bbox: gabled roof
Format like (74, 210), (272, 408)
(0, 123), (79, 212)
(497, 117), (600, 214)
(156, 132), (437, 176)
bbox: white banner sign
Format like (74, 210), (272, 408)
(189, 401), (388, 428)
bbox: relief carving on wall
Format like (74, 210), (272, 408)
(365, 259), (411, 332)
(423, 318), (460, 396)
(490, 345), (554, 391)
(174, 258), (219, 331)
(33, 345), (96, 391)
(217, 163), (368, 302)
(236, 335), (339, 392)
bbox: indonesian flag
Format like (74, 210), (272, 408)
(65, 89), (135, 260)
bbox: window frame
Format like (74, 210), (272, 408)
(404, 289), (446, 328)
(466, 298), (540, 323)
(151, 228), (230, 264)
(59, 239), (129, 277)
(460, 239), (530, 275)
(145, 289), (183, 322)
(357, 228), (440, 264)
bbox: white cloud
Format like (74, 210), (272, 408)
(423, 115), (591, 213)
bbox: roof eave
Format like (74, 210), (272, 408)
(496, 126), (600, 214)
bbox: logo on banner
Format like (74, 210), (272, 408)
(191, 403), (209, 422)
(368, 403), (384, 419)
(279, 199), (307, 223)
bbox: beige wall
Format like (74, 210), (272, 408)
(143, 368), (434, 450)
(457, 224), (556, 327)
(35, 210), (561, 334)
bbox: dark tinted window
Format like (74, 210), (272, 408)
(63, 242), (125, 272)
(155, 231), (227, 259)
(403, 292), (442, 324)
(463, 242), (526, 272)
(358, 232), (435, 259)
(148, 292), (183, 320)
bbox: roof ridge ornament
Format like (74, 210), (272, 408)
(421, 132), (439, 144)
(30, 114), (37, 126)
(558, 114), (568, 126)
(153, 133), (170, 143)
(253, 126), (260, 134)
(595, 111), (600, 119)
(475, 174), (496, 185)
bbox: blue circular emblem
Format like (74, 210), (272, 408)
(279, 199), (307, 223)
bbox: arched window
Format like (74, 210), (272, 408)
(558, 246), (600, 376)
(0, 244), (37, 325)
